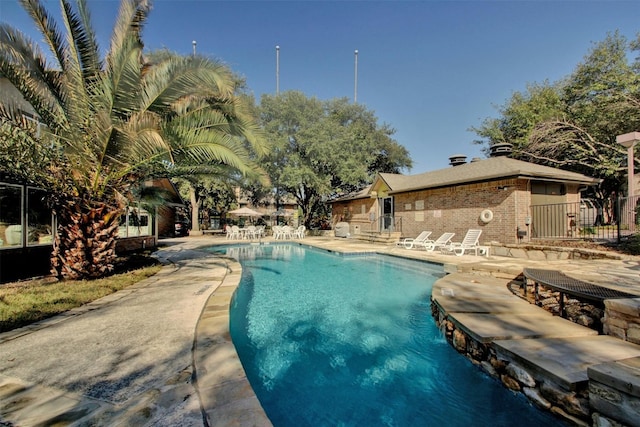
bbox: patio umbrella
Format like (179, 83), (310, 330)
(227, 207), (264, 217)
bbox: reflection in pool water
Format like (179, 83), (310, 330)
(214, 244), (563, 427)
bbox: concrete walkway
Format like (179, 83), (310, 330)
(0, 236), (639, 426)
(0, 239), (268, 426)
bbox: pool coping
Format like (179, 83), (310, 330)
(193, 254), (273, 426)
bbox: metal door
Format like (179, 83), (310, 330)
(381, 197), (393, 231)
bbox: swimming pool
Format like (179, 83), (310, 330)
(215, 244), (563, 426)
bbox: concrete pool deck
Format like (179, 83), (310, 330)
(0, 235), (639, 426)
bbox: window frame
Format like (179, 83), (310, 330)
(26, 186), (55, 247)
(0, 183), (25, 249)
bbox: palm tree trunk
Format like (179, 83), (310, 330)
(51, 201), (121, 280)
(189, 185), (201, 234)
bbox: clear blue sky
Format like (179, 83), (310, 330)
(2, 0), (639, 173)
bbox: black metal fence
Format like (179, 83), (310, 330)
(530, 196), (639, 242)
(368, 215), (402, 235)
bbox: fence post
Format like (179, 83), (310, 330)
(617, 196), (621, 244)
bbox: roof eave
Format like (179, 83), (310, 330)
(387, 174), (601, 195)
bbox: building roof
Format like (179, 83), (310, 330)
(332, 156), (601, 202)
(330, 187), (371, 202)
(146, 178), (185, 207)
(379, 156), (601, 194)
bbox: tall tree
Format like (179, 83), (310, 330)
(259, 91), (412, 227)
(472, 32), (640, 199)
(173, 165), (252, 231)
(0, 0), (267, 279)
(470, 81), (565, 154)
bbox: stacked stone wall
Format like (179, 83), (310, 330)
(603, 299), (640, 345)
(491, 244), (624, 261)
(589, 355), (640, 427)
(520, 280), (605, 332)
(432, 301), (592, 426)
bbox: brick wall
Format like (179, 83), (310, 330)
(115, 236), (156, 253)
(331, 198), (377, 233)
(393, 179), (530, 244)
(331, 178), (540, 244)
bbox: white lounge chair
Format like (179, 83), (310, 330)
(396, 231), (432, 249)
(442, 229), (483, 256)
(422, 232), (455, 252)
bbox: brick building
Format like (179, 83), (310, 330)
(330, 150), (600, 245)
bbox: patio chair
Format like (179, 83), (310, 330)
(230, 225), (241, 240)
(441, 229), (483, 256)
(395, 231), (432, 249)
(281, 225), (294, 240)
(293, 225), (306, 239)
(272, 225), (283, 239)
(245, 225), (257, 239)
(422, 232), (456, 252)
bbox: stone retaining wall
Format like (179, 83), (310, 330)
(490, 243), (624, 261)
(520, 274), (640, 345)
(604, 298), (640, 345)
(588, 357), (640, 427)
(431, 301), (592, 426)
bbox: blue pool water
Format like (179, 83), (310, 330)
(214, 244), (563, 427)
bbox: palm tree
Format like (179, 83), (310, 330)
(0, 0), (268, 279)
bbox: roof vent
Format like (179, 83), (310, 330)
(470, 157), (482, 163)
(490, 143), (513, 157)
(448, 154), (467, 166)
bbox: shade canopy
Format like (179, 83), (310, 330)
(228, 207), (264, 217)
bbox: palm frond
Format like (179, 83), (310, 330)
(139, 55), (235, 114)
(107, 0), (150, 61)
(74, 0), (103, 77)
(171, 96), (268, 157)
(106, 0), (147, 115)
(19, 0), (68, 71)
(114, 111), (168, 163)
(0, 24), (66, 130)
(171, 131), (266, 182)
(169, 162), (237, 178)
(109, 38), (144, 115)
(58, 0), (90, 113)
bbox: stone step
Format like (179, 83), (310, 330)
(432, 269), (640, 425)
(493, 336), (640, 391)
(352, 231), (401, 244)
(588, 356), (640, 427)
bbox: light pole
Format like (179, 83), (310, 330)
(276, 45), (280, 95)
(616, 131), (639, 197)
(192, 40), (196, 56)
(616, 131), (639, 232)
(354, 49), (358, 103)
